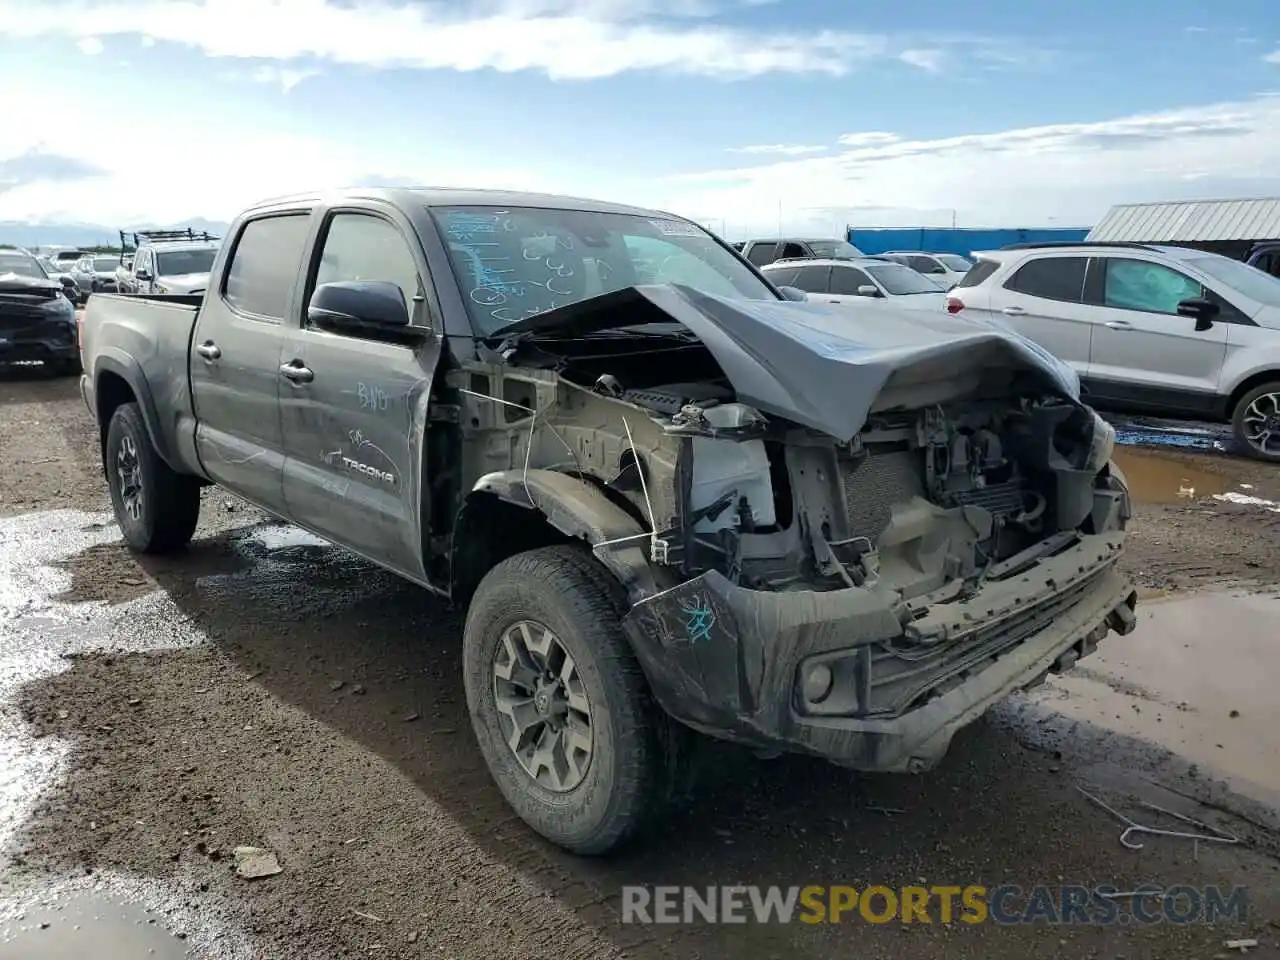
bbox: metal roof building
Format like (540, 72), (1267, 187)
(1087, 196), (1280, 244)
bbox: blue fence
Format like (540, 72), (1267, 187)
(848, 227), (1090, 257)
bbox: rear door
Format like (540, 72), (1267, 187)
(189, 209), (314, 508)
(984, 254), (1095, 376)
(278, 205), (443, 579)
(1083, 255), (1229, 412)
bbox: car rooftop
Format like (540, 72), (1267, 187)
(245, 185), (683, 222)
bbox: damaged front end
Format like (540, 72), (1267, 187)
(462, 286), (1138, 773)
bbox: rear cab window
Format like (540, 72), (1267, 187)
(745, 242), (778, 266)
(222, 214), (313, 321)
(1004, 256), (1088, 302)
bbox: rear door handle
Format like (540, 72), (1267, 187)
(280, 361), (314, 383)
(1104, 320), (1133, 330)
(195, 341), (221, 360)
(1001, 306), (1026, 316)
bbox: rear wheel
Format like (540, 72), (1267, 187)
(463, 545), (664, 855)
(1231, 381), (1280, 462)
(105, 402), (201, 553)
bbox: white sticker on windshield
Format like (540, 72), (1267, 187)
(649, 218), (703, 238)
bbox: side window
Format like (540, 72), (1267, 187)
(830, 266), (873, 295)
(312, 213), (422, 321)
(745, 242), (777, 266)
(1102, 258), (1202, 315)
(1005, 256), (1088, 303)
(779, 242), (807, 260)
(792, 264), (831, 293)
(223, 213), (312, 321)
(134, 250), (150, 276)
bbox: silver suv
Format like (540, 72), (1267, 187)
(946, 242), (1280, 461)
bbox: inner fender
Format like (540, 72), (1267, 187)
(470, 468), (660, 600)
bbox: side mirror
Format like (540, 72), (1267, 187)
(136, 269), (152, 281)
(308, 280), (419, 336)
(1176, 296), (1218, 331)
(776, 285), (808, 302)
(856, 284), (881, 298)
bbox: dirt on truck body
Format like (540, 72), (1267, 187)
(76, 188), (1137, 855)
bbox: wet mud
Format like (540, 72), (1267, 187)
(3, 372), (1280, 959)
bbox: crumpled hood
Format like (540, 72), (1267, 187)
(494, 284), (1082, 442)
(0, 273), (62, 295)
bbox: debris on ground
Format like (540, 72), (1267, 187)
(233, 846), (283, 879)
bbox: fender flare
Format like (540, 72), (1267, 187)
(93, 349), (180, 471)
(465, 468), (659, 599)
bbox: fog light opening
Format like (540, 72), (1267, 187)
(802, 663), (834, 704)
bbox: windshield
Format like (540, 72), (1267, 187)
(807, 240), (864, 259)
(156, 248), (217, 276)
(0, 253), (48, 279)
(1189, 256), (1280, 308)
(936, 254), (973, 272)
(866, 263), (942, 295)
(93, 257), (118, 271)
(431, 205), (778, 334)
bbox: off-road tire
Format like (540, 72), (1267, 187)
(105, 402), (201, 553)
(463, 545), (663, 855)
(1231, 381), (1280, 463)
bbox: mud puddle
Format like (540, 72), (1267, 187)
(0, 889), (188, 959)
(1029, 589), (1280, 808)
(1111, 447), (1230, 503)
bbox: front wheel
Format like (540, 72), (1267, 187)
(105, 402), (201, 553)
(463, 545), (664, 855)
(1231, 381), (1280, 462)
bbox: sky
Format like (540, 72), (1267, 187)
(2, 0), (1280, 239)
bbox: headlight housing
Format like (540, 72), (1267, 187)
(1083, 411), (1115, 475)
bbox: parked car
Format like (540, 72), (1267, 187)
(79, 187), (1136, 855)
(0, 248), (81, 374)
(946, 241), (1280, 461)
(761, 256), (948, 311)
(116, 229), (220, 295)
(879, 251), (974, 288)
(1247, 242), (1280, 279)
(70, 254), (124, 297)
(739, 237), (865, 267)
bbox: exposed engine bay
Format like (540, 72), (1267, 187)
(593, 374), (1119, 607)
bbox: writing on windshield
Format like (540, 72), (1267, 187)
(432, 205), (778, 334)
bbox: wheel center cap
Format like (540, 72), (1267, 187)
(534, 690), (551, 715)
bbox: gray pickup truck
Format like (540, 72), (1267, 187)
(79, 187), (1138, 855)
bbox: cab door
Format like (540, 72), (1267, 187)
(189, 210), (314, 508)
(278, 206), (443, 579)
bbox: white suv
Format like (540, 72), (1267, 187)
(946, 242), (1280, 461)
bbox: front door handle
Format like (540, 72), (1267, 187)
(1001, 306), (1026, 316)
(195, 341), (221, 360)
(280, 361), (314, 383)
(1104, 320), (1133, 330)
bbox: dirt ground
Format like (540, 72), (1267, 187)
(2, 363), (1280, 959)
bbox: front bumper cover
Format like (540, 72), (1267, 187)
(0, 318), (79, 363)
(621, 531), (1136, 773)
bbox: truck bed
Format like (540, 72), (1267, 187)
(79, 292), (205, 479)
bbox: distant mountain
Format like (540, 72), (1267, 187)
(0, 218), (231, 249)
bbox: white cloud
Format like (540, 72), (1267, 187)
(1265, 49), (1280, 63)
(898, 48), (945, 72)
(659, 95), (1280, 237)
(0, 0), (1038, 80)
(247, 65), (321, 92)
(76, 35), (103, 55)
(728, 144), (827, 156)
